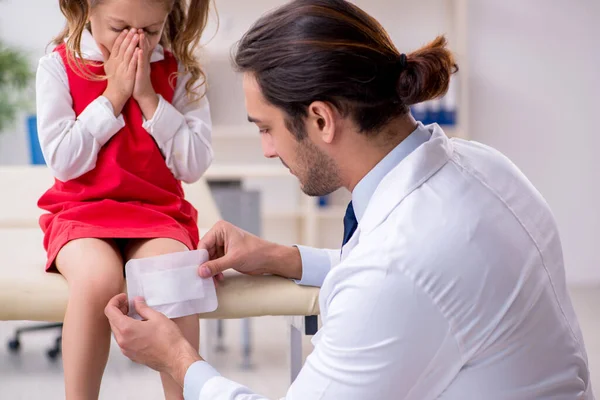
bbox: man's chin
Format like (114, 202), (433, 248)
(299, 183), (335, 198)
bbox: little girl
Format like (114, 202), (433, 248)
(35, 0), (213, 398)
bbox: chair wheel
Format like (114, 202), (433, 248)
(7, 339), (20, 353)
(47, 348), (60, 361)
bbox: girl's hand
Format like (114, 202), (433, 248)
(99, 29), (139, 116)
(133, 31), (159, 120)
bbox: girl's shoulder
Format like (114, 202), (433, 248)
(38, 44), (67, 70)
(37, 49), (67, 83)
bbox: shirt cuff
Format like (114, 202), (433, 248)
(78, 96), (125, 146)
(200, 376), (257, 400)
(184, 361), (221, 400)
(293, 245), (332, 287)
(142, 94), (184, 145)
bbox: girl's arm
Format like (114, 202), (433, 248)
(36, 53), (126, 182)
(141, 62), (214, 184)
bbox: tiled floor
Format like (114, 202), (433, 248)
(1, 288), (598, 399)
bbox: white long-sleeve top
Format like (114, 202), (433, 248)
(184, 123), (593, 399)
(35, 29), (213, 183)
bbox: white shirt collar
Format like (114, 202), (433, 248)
(68, 28), (165, 63)
(351, 122), (432, 222)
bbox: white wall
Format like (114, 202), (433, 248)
(0, 0), (451, 164)
(2, 0), (598, 284)
(200, 0), (456, 247)
(0, 0), (64, 164)
(468, 0), (600, 285)
(205, 0), (451, 49)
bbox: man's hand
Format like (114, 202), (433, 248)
(198, 220), (302, 280)
(104, 294), (201, 387)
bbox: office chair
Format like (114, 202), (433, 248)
(7, 323), (63, 360)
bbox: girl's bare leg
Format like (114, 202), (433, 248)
(125, 238), (200, 400)
(56, 238), (124, 400)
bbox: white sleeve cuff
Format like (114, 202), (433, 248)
(142, 94), (185, 145)
(200, 376), (264, 400)
(78, 96), (125, 146)
(184, 361), (221, 400)
(293, 245), (333, 287)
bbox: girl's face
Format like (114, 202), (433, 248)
(89, 0), (170, 55)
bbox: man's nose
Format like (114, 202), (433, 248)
(261, 134), (277, 158)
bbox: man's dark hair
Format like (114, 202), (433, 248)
(234, 0), (458, 140)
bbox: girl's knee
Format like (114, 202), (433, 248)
(70, 271), (125, 309)
(58, 238), (125, 305)
(91, 273), (125, 299)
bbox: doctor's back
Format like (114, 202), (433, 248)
(339, 125), (594, 399)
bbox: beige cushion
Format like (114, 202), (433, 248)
(0, 166), (320, 322)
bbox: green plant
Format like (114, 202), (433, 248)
(0, 40), (34, 132)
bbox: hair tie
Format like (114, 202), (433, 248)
(398, 53), (407, 70)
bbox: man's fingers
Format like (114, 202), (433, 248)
(212, 272), (225, 287)
(133, 297), (163, 321)
(198, 221), (240, 278)
(199, 230), (216, 252)
(198, 241), (217, 261)
(199, 221), (230, 253)
(104, 293), (130, 325)
(199, 257), (231, 278)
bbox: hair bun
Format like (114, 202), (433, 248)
(397, 36), (458, 106)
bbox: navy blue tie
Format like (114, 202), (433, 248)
(342, 201), (358, 246)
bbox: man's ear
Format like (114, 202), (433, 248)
(306, 101), (337, 144)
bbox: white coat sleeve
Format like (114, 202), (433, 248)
(141, 62), (213, 184)
(184, 254), (463, 400)
(35, 52), (125, 182)
(293, 246), (340, 287)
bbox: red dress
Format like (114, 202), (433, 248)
(38, 44), (199, 271)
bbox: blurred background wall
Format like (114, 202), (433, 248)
(0, 0), (598, 284)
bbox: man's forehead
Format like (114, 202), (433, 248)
(242, 73), (263, 97)
(243, 73), (280, 121)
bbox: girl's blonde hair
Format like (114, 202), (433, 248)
(53, 0), (210, 100)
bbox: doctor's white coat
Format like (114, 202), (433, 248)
(196, 124), (593, 400)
